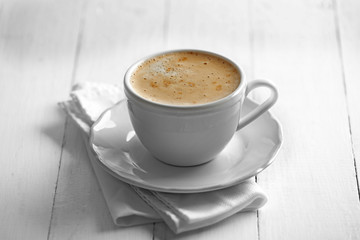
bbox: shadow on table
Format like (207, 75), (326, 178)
(42, 109), (154, 237)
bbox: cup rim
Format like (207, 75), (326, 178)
(124, 49), (246, 110)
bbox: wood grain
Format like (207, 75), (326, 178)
(251, 0), (360, 239)
(0, 0), (83, 239)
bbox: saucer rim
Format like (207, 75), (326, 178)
(89, 99), (283, 193)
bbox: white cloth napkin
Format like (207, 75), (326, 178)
(59, 82), (268, 234)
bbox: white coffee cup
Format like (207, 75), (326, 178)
(124, 49), (278, 166)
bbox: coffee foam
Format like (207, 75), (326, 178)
(131, 51), (241, 105)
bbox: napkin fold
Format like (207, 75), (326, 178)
(59, 82), (267, 234)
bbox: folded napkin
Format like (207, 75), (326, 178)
(59, 82), (267, 234)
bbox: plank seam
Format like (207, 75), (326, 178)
(152, 222), (155, 240)
(46, 117), (69, 240)
(70, 1), (88, 87)
(333, 0), (360, 202)
(248, 0), (255, 80)
(256, 210), (260, 240)
(250, 1), (261, 239)
(47, 2), (88, 238)
(163, 0), (171, 48)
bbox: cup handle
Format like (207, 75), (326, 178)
(237, 79), (278, 131)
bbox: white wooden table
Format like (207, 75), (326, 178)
(1, 0), (360, 239)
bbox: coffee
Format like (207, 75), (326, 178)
(130, 51), (241, 105)
(125, 50), (278, 166)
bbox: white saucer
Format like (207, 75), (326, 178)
(90, 99), (282, 193)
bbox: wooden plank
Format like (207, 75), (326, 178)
(153, 0), (259, 239)
(48, 122), (153, 240)
(251, 0), (360, 239)
(0, 0), (83, 239)
(336, 0), (360, 196)
(73, 0), (168, 84)
(49, 0), (166, 239)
